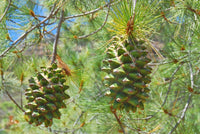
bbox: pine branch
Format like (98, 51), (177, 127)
(0, 0), (12, 23)
(0, 61), (25, 112)
(35, 0), (119, 20)
(5, 90), (25, 112)
(168, 65), (193, 134)
(129, 115), (153, 120)
(169, 29), (194, 134)
(73, 111), (85, 127)
(132, 0), (137, 14)
(113, 111), (126, 134)
(110, 107), (126, 134)
(0, 3), (58, 58)
(72, 111), (85, 134)
(161, 62), (184, 107)
(51, 9), (64, 64)
(64, 0), (116, 20)
(77, 1), (111, 39)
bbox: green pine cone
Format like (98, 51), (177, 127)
(24, 63), (70, 127)
(102, 39), (151, 112)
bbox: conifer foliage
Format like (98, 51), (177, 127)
(0, 0), (200, 133)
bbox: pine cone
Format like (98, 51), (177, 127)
(24, 63), (70, 127)
(102, 39), (151, 112)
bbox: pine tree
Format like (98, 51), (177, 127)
(0, 0), (200, 134)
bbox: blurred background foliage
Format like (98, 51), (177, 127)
(0, 0), (200, 134)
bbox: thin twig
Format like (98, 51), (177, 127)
(168, 67), (193, 134)
(20, 89), (23, 108)
(148, 54), (188, 66)
(71, 111), (85, 134)
(77, 1), (111, 39)
(29, 0), (45, 7)
(35, 0), (119, 20)
(110, 106), (126, 134)
(65, 0), (116, 20)
(129, 115), (154, 120)
(88, 114), (98, 122)
(73, 111), (85, 127)
(132, 0), (137, 14)
(51, 9), (64, 64)
(133, 63), (184, 122)
(168, 29), (194, 134)
(35, 0), (120, 40)
(51, 114), (98, 134)
(0, 60), (25, 112)
(5, 90), (25, 112)
(44, 30), (56, 37)
(113, 111), (126, 134)
(0, 4), (57, 58)
(0, 0), (12, 23)
(161, 63), (184, 107)
(125, 124), (148, 134)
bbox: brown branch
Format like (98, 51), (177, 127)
(187, 6), (200, 16)
(0, 0), (12, 23)
(113, 112), (126, 134)
(5, 90), (25, 112)
(110, 107), (126, 134)
(35, 1), (120, 40)
(77, 1), (111, 39)
(44, 27), (56, 37)
(0, 4), (57, 58)
(51, 9), (64, 64)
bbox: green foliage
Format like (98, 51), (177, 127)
(110, 0), (160, 40)
(0, 0), (200, 134)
